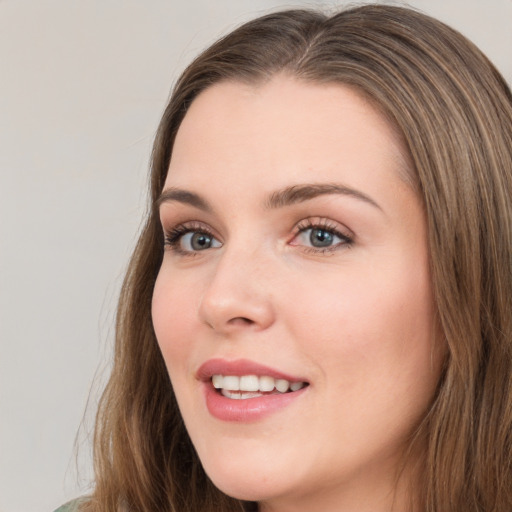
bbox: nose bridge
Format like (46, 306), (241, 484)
(198, 238), (275, 333)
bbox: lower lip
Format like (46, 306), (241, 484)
(203, 382), (307, 422)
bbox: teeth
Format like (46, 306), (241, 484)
(275, 379), (289, 393)
(290, 381), (304, 392)
(240, 375), (259, 392)
(212, 374), (223, 389)
(259, 375), (275, 392)
(211, 374), (306, 395)
(223, 375), (240, 391)
(221, 390), (261, 400)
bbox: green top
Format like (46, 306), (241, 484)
(53, 498), (85, 512)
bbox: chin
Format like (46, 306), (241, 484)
(198, 447), (299, 503)
(205, 468), (275, 502)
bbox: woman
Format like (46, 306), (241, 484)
(60, 4), (512, 512)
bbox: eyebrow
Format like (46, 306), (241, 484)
(156, 183), (382, 212)
(155, 187), (213, 212)
(265, 183), (382, 211)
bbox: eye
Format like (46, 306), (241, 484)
(179, 231), (221, 251)
(164, 223), (222, 254)
(291, 220), (353, 253)
(303, 228), (338, 247)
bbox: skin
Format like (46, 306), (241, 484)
(152, 76), (444, 512)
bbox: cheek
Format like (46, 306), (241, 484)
(289, 253), (438, 400)
(152, 269), (199, 373)
(293, 258), (432, 334)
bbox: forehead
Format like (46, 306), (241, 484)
(176, 77), (394, 148)
(167, 76), (411, 196)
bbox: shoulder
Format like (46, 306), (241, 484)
(53, 498), (87, 512)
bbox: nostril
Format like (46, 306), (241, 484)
(228, 317), (254, 326)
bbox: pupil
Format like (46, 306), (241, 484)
(191, 233), (211, 250)
(310, 228), (333, 247)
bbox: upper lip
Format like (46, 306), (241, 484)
(197, 358), (308, 383)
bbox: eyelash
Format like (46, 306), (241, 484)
(164, 221), (216, 256)
(163, 218), (354, 256)
(292, 218), (354, 254)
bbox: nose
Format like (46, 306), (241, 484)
(198, 246), (276, 335)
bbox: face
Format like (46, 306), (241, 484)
(152, 76), (443, 512)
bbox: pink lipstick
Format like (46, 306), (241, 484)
(197, 358), (309, 422)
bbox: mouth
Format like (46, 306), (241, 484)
(197, 359), (309, 421)
(212, 374), (308, 399)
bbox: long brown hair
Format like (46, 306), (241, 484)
(84, 5), (512, 512)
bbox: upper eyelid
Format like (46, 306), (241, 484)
(162, 219), (214, 233)
(294, 218), (354, 237)
(164, 223), (220, 243)
(162, 217), (353, 237)
(159, 208), (225, 239)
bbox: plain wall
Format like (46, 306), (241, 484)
(1, 1), (511, 511)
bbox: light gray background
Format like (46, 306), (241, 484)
(1, 1), (511, 511)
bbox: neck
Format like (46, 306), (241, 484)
(257, 453), (422, 512)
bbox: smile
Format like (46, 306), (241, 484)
(198, 359), (309, 421)
(212, 374), (307, 399)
